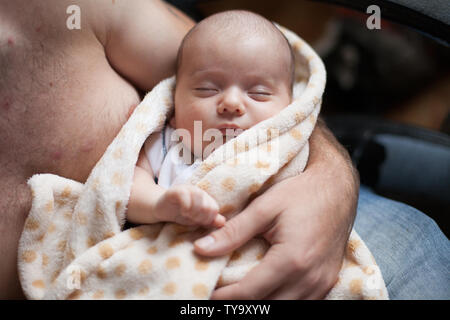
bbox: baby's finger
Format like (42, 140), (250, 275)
(211, 214), (226, 228)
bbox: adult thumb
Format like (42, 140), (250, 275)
(193, 200), (273, 256)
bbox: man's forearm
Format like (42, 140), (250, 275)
(304, 117), (360, 235)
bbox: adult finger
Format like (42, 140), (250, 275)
(194, 198), (280, 256)
(265, 268), (334, 300)
(211, 245), (291, 300)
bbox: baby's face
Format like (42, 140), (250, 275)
(172, 33), (292, 159)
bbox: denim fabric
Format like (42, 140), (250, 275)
(354, 185), (450, 299)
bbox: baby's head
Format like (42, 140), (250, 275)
(171, 10), (295, 159)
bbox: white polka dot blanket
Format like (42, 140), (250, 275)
(18, 26), (388, 300)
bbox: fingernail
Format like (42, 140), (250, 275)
(195, 235), (215, 250)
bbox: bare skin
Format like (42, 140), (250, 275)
(0, 0), (193, 299)
(0, 1), (357, 300)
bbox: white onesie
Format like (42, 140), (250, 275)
(143, 123), (202, 189)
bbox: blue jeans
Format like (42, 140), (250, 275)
(354, 185), (450, 299)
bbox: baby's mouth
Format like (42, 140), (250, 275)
(218, 127), (244, 137)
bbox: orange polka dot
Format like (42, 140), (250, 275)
(197, 180), (210, 192)
(112, 172), (124, 186)
(115, 200), (122, 212)
(135, 122), (147, 134)
(260, 143), (272, 153)
(345, 260), (358, 269)
(255, 161), (270, 169)
(313, 96), (320, 105)
(32, 280), (45, 289)
(42, 254), (49, 267)
(57, 240), (67, 252)
(286, 152), (296, 162)
(93, 290), (104, 299)
(68, 289), (82, 300)
(363, 266), (375, 275)
(76, 212), (87, 225)
(51, 270), (60, 283)
(226, 158), (239, 167)
(95, 203), (103, 216)
(130, 228), (144, 240)
(163, 282), (177, 296)
(61, 186), (72, 198)
(91, 178), (100, 191)
(192, 283), (209, 298)
(98, 243), (114, 259)
(103, 231), (115, 240)
(63, 211), (72, 219)
(115, 263), (127, 277)
(147, 246), (158, 254)
(201, 162), (216, 173)
(45, 200), (54, 213)
(67, 248), (76, 261)
(79, 270), (87, 285)
(138, 259), (152, 274)
(293, 41), (303, 51)
(248, 183), (261, 194)
(348, 239), (361, 255)
(195, 259), (209, 271)
(221, 177), (236, 192)
(256, 252), (265, 260)
(113, 148), (123, 159)
(294, 111), (305, 122)
(115, 289), (127, 299)
(86, 236), (96, 248)
(139, 287), (150, 296)
(24, 218), (40, 230)
(165, 257), (181, 270)
(97, 266), (108, 279)
(289, 128), (302, 141)
(233, 141), (247, 153)
(349, 278), (363, 295)
(266, 127), (279, 140)
(168, 236), (186, 248)
(307, 82), (316, 89)
(36, 233), (46, 242)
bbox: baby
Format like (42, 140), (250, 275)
(127, 10), (295, 228)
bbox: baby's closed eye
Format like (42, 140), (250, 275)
(248, 87), (272, 101)
(194, 87), (219, 97)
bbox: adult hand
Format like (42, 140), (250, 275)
(194, 123), (359, 299)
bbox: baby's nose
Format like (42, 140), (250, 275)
(218, 89), (245, 116)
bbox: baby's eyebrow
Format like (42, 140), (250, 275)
(245, 75), (276, 88)
(190, 68), (225, 77)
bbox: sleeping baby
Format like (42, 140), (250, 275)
(127, 10), (295, 228)
(18, 10), (388, 300)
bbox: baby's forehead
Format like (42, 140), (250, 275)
(187, 16), (285, 46)
(177, 11), (295, 86)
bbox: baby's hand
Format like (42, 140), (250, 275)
(154, 184), (225, 228)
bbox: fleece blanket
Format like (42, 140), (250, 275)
(18, 25), (388, 300)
